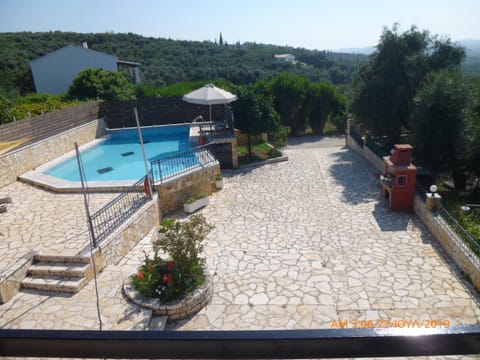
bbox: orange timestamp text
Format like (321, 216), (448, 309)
(330, 319), (451, 329)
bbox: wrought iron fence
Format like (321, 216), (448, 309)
(89, 176), (152, 244)
(436, 203), (480, 262)
(150, 144), (217, 184)
(365, 136), (389, 158)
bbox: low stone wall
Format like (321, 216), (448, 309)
(81, 196), (158, 266)
(346, 133), (364, 155)
(363, 144), (385, 173)
(123, 274), (213, 321)
(413, 195), (480, 291)
(0, 251), (34, 304)
(346, 133), (384, 172)
(0, 118), (105, 188)
(156, 164), (221, 215)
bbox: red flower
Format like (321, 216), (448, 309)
(137, 271), (144, 280)
(162, 273), (173, 284)
(148, 263), (153, 272)
(167, 261), (174, 270)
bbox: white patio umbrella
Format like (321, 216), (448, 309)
(182, 83), (238, 121)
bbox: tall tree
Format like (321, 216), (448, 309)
(268, 73), (308, 135)
(308, 82), (346, 134)
(351, 24), (465, 146)
(411, 70), (471, 190)
(231, 86), (280, 156)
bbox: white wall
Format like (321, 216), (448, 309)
(30, 45), (118, 94)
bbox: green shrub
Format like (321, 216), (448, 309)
(133, 215), (213, 303)
(185, 193), (208, 204)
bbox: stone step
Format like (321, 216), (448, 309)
(21, 275), (86, 293)
(27, 262), (91, 278)
(33, 254), (90, 264)
(21, 254), (94, 294)
(148, 315), (168, 331)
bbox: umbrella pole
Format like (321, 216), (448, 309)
(209, 104), (212, 122)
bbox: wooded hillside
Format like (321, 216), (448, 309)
(0, 31), (367, 94)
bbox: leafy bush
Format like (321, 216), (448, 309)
(67, 68), (135, 101)
(132, 215), (213, 303)
(0, 91), (83, 124)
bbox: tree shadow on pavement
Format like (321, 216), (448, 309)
(329, 148), (380, 205)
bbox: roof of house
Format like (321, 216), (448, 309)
(29, 44), (118, 65)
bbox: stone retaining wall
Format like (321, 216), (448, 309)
(81, 196), (158, 266)
(156, 164), (221, 215)
(0, 118), (105, 188)
(413, 195), (480, 291)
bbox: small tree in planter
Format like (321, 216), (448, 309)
(132, 215), (213, 303)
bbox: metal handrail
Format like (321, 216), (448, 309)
(89, 176), (151, 243)
(150, 144), (218, 184)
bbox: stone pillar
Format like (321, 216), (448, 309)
(426, 193), (442, 211)
(347, 116), (353, 133)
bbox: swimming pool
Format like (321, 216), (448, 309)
(44, 125), (194, 182)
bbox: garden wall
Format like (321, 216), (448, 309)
(413, 196), (480, 291)
(0, 118), (105, 188)
(345, 132), (384, 173)
(156, 164), (221, 215)
(81, 196), (158, 266)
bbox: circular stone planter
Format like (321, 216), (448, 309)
(123, 273), (213, 321)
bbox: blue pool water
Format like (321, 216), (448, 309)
(44, 125), (195, 182)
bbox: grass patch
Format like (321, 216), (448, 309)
(238, 142), (282, 166)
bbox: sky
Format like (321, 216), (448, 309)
(1, 0), (479, 51)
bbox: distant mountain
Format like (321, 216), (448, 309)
(334, 46), (375, 55)
(456, 39), (480, 55)
(457, 39), (480, 75)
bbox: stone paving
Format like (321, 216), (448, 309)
(0, 135), (479, 359)
(0, 183), (118, 280)
(172, 136), (480, 331)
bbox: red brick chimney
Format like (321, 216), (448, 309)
(390, 144), (413, 166)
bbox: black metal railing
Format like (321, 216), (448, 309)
(89, 176), (152, 243)
(1, 326), (480, 358)
(415, 184), (480, 262)
(150, 144), (217, 184)
(365, 136), (389, 158)
(436, 203), (480, 262)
